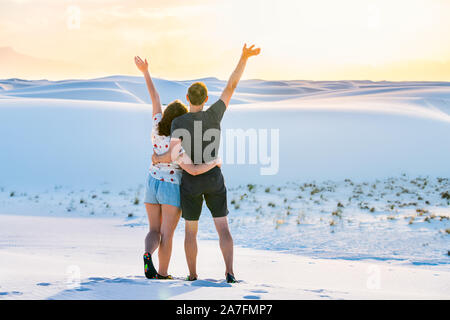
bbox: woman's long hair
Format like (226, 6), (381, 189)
(157, 100), (188, 136)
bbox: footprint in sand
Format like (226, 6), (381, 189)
(88, 277), (106, 281)
(75, 287), (91, 292)
(36, 282), (51, 286)
(0, 291), (23, 296)
(250, 289), (268, 293)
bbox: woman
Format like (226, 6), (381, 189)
(134, 56), (220, 279)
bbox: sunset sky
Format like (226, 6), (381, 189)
(0, 0), (449, 80)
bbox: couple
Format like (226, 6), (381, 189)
(134, 44), (260, 283)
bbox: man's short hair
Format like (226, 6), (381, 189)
(188, 82), (208, 106)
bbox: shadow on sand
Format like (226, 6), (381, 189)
(48, 276), (231, 300)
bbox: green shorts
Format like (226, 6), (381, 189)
(180, 167), (229, 221)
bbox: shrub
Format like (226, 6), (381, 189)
(332, 209), (342, 218)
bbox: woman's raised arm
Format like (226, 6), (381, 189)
(134, 56), (162, 116)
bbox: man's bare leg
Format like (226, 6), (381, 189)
(184, 220), (199, 279)
(213, 216), (234, 276)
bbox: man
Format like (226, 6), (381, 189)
(153, 44), (261, 283)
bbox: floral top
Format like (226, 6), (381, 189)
(149, 113), (183, 184)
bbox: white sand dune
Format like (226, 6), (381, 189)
(3, 76), (448, 106)
(1, 77), (449, 187)
(0, 76), (449, 299)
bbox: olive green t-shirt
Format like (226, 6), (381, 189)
(170, 99), (226, 165)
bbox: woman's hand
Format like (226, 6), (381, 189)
(134, 56), (149, 73)
(152, 153), (160, 165)
(136, 55), (162, 115)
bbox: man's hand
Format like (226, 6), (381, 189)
(152, 153), (160, 165)
(152, 140), (180, 165)
(134, 56), (149, 73)
(220, 43), (261, 107)
(241, 44), (261, 59)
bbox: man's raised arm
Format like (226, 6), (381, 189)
(220, 44), (261, 107)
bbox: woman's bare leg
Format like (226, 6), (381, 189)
(185, 220), (199, 279)
(157, 204), (181, 276)
(145, 203), (162, 254)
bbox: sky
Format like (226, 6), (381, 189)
(0, 0), (449, 81)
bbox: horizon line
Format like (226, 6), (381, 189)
(1, 75), (450, 84)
